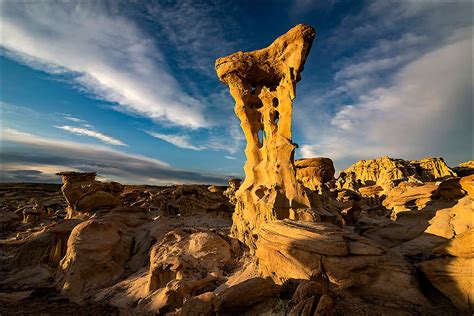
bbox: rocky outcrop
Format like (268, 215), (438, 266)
(453, 160), (474, 176)
(295, 158), (335, 191)
(255, 220), (429, 306)
(216, 24), (316, 249)
(56, 206), (147, 300)
(410, 158), (457, 181)
(117, 229), (237, 314)
(121, 185), (233, 218)
(359, 175), (473, 311)
(341, 157), (456, 191)
(382, 182), (440, 216)
(56, 172), (123, 218)
(213, 277), (280, 313)
(19, 199), (47, 223)
(417, 229), (473, 311)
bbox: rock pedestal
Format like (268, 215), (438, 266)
(215, 24), (316, 249)
(56, 172), (123, 218)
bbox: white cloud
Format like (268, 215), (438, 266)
(224, 156), (236, 160)
(300, 144), (320, 159)
(62, 114), (87, 123)
(1, 1), (207, 128)
(2, 128), (227, 185)
(299, 36), (472, 170)
(334, 53), (416, 80)
(146, 1), (239, 75)
(55, 125), (127, 146)
(146, 126), (245, 155)
(146, 131), (204, 151)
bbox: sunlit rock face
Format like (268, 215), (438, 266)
(295, 157), (336, 191)
(216, 24), (316, 249)
(341, 156), (456, 191)
(56, 171), (123, 218)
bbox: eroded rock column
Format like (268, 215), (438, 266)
(215, 24), (316, 249)
(56, 171), (123, 218)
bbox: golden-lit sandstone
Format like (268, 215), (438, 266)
(56, 172), (122, 218)
(216, 24), (316, 249)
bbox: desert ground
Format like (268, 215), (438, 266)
(1, 24), (472, 316)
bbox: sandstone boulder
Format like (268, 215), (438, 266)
(288, 278), (335, 316)
(144, 230), (231, 312)
(214, 277), (280, 313)
(180, 292), (215, 316)
(256, 220), (429, 306)
(56, 206), (147, 300)
(295, 158), (335, 191)
(382, 182), (440, 216)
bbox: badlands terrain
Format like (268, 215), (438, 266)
(1, 24), (472, 315)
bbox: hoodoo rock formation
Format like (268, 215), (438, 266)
(56, 172), (123, 218)
(1, 24), (471, 315)
(216, 24), (317, 249)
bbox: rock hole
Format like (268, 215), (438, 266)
(250, 84), (256, 95)
(255, 188), (265, 199)
(257, 130), (263, 147)
(273, 111), (280, 125)
(272, 98), (279, 107)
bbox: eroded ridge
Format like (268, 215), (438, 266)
(216, 24), (316, 249)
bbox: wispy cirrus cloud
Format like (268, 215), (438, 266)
(146, 124), (244, 155)
(1, 1), (207, 128)
(2, 128), (228, 185)
(146, 131), (204, 151)
(62, 114), (88, 124)
(55, 125), (127, 146)
(145, 1), (240, 75)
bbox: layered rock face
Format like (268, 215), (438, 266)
(56, 172), (123, 218)
(255, 220), (429, 306)
(341, 156), (456, 190)
(356, 174), (473, 311)
(216, 24), (316, 249)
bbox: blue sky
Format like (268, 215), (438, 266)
(1, 0), (472, 184)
